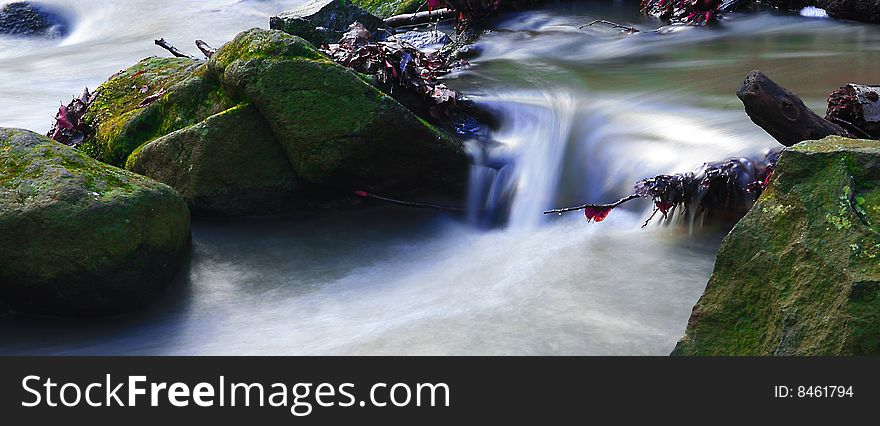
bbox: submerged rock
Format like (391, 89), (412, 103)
(0, 2), (67, 38)
(673, 136), (880, 355)
(78, 28), (468, 216)
(270, 0), (391, 47)
(0, 128), (190, 317)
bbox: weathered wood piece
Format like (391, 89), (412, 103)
(736, 70), (850, 147)
(195, 40), (216, 59)
(154, 38), (194, 58)
(384, 8), (456, 27)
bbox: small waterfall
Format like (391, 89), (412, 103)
(466, 90), (580, 229)
(506, 91), (579, 229)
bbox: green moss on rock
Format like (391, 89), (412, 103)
(0, 128), (190, 317)
(81, 57), (236, 166)
(208, 28), (329, 79)
(127, 103), (298, 216)
(673, 136), (880, 355)
(351, 0), (423, 18)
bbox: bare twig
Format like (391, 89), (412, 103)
(353, 191), (466, 212)
(828, 116), (874, 139)
(544, 194), (641, 215)
(154, 38), (194, 59)
(195, 40), (216, 59)
(580, 19), (639, 33)
(641, 207), (661, 228)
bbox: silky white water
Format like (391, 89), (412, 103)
(2, 1), (879, 354)
(0, 0), (305, 132)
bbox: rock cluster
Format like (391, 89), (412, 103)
(82, 29), (468, 216)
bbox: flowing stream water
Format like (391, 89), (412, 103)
(2, 0), (879, 355)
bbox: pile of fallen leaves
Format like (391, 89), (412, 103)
(47, 87), (92, 147)
(632, 153), (777, 225)
(557, 151), (779, 226)
(640, 0), (724, 25)
(321, 22), (461, 120)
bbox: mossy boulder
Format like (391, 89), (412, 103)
(81, 58), (237, 167)
(673, 136), (880, 355)
(208, 28), (467, 194)
(0, 128), (190, 317)
(351, 0), (423, 18)
(127, 103), (297, 216)
(269, 0), (391, 47)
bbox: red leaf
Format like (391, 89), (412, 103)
(584, 206), (612, 223)
(655, 201), (675, 215)
(761, 170), (774, 189)
(55, 105), (74, 130)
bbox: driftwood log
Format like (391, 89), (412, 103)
(384, 8), (457, 27)
(736, 70), (850, 147)
(195, 40), (216, 59)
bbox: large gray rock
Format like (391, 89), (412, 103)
(0, 128), (191, 317)
(394, 30), (451, 50)
(269, 0), (391, 47)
